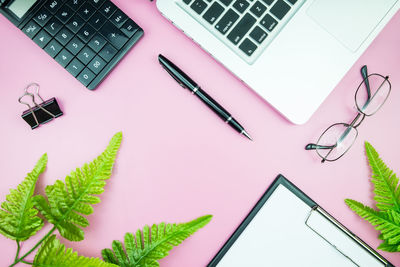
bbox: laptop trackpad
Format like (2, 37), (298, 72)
(307, 0), (397, 52)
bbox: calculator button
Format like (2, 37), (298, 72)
(88, 55), (106, 74)
(88, 34), (106, 52)
(55, 49), (73, 67)
(77, 24), (96, 43)
(78, 2), (96, 21)
(55, 28), (74, 46)
(89, 12), (107, 30)
(99, 21), (128, 49)
(33, 30), (52, 48)
(56, 5), (74, 23)
(66, 0), (84, 9)
(77, 68), (96, 86)
(89, 0), (106, 8)
(66, 58), (85, 77)
(100, 1), (117, 18)
(66, 14), (85, 33)
(110, 9), (128, 28)
(66, 37), (85, 55)
(44, 17), (63, 36)
(22, 21), (40, 39)
(120, 19), (139, 37)
(99, 43), (117, 62)
(45, 0), (62, 14)
(34, 8), (52, 27)
(77, 46), (96, 64)
(44, 39), (63, 57)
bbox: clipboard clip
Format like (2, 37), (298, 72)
(305, 206), (387, 267)
(18, 83), (63, 129)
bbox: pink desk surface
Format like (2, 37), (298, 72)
(1, 1), (400, 266)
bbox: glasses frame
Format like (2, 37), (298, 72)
(306, 66), (391, 163)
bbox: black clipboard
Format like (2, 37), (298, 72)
(208, 174), (394, 267)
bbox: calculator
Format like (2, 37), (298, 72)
(0, 0), (143, 90)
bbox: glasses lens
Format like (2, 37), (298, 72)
(316, 123), (358, 162)
(356, 74), (391, 116)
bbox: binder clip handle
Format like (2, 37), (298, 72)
(18, 83), (63, 129)
(24, 83), (45, 103)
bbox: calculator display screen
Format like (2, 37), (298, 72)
(7, 0), (37, 19)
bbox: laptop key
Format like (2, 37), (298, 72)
(250, 26), (267, 44)
(227, 13), (256, 45)
(215, 9), (239, 34)
(287, 0), (297, 4)
(239, 38), (257, 56)
(233, 0), (250, 13)
(219, 0), (233, 6)
(260, 14), (278, 32)
(203, 2), (225, 24)
(191, 0), (208, 14)
(270, 0), (290, 20)
(250, 1), (267, 17)
(183, 0), (192, 4)
(261, 0), (273, 5)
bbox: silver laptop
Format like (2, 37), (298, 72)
(157, 0), (399, 124)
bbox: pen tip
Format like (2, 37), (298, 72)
(242, 130), (253, 141)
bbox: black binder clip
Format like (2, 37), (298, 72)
(18, 83), (63, 129)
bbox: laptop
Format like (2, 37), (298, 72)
(156, 0), (399, 124)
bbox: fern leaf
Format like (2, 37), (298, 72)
(377, 239), (400, 252)
(365, 142), (400, 212)
(102, 215), (212, 266)
(345, 199), (400, 244)
(34, 133), (122, 241)
(33, 235), (117, 267)
(0, 154), (47, 241)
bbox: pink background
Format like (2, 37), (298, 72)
(1, 0), (400, 266)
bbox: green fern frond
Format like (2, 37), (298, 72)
(33, 234), (117, 267)
(102, 215), (212, 266)
(345, 199), (400, 244)
(34, 133), (122, 241)
(0, 154), (47, 241)
(377, 239), (400, 252)
(365, 142), (400, 212)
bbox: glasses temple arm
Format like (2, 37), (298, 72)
(305, 143), (337, 150)
(361, 65), (371, 100)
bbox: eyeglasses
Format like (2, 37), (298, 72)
(305, 65), (391, 163)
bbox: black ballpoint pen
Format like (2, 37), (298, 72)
(158, 54), (252, 141)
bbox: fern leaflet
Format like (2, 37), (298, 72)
(34, 133), (122, 241)
(345, 199), (400, 245)
(365, 141), (400, 212)
(0, 154), (47, 241)
(33, 234), (117, 267)
(102, 215), (212, 266)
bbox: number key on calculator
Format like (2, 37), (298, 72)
(0, 0), (144, 90)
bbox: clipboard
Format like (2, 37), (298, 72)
(208, 174), (394, 267)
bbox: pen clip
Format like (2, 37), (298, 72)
(161, 65), (187, 89)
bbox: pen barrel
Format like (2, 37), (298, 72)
(194, 88), (231, 121)
(194, 88), (245, 133)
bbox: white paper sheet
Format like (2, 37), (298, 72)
(215, 185), (384, 267)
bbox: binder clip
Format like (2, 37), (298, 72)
(18, 83), (63, 129)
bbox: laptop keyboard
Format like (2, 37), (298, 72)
(178, 0), (304, 64)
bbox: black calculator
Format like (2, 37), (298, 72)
(0, 0), (143, 90)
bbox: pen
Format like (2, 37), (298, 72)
(158, 54), (252, 141)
